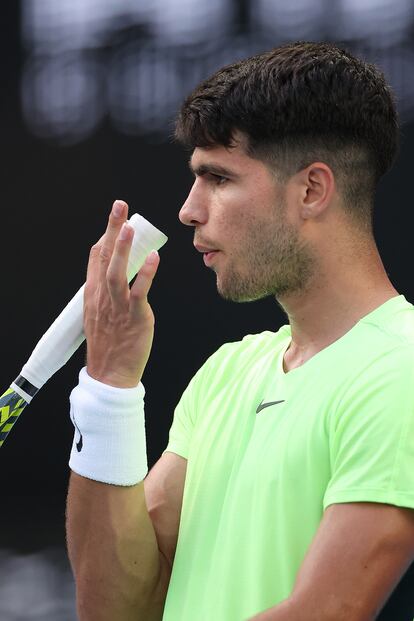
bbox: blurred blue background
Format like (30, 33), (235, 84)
(1, 1), (414, 619)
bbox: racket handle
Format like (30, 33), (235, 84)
(17, 213), (167, 392)
(0, 387), (28, 446)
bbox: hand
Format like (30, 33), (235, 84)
(84, 200), (161, 388)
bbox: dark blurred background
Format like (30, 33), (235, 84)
(1, 1), (414, 619)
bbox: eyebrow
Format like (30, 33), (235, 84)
(188, 159), (238, 179)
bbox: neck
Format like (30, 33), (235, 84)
(278, 240), (399, 372)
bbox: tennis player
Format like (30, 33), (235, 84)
(66, 42), (414, 620)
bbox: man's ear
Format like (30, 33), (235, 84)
(296, 162), (336, 220)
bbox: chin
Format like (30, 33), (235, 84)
(217, 281), (270, 303)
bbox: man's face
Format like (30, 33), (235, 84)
(179, 138), (315, 303)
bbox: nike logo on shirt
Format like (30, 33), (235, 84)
(256, 399), (285, 414)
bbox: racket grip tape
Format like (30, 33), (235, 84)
(0, 387), (29, 447)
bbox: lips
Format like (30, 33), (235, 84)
(194, 244), (220, 253)
(203, 250), (219, 266)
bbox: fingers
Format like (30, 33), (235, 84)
(129, 250), (160, 320)
(98, 200), (129, 284)
(84, 200), (161, 321)
(106, 222), (135, 308)
(85, 200), (128, 296)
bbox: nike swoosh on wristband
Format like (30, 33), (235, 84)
(70, 411), (83, 452)
(76, 432), (83, 453)
(256, 399), (285, 414)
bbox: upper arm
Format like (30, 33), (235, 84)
(144, 451), (187, 570)
(290, 502), (414, 621)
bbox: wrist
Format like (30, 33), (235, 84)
(86, 366), (142, 389)
(68, 367), (148, 486)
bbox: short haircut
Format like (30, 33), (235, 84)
(175, 41), (399, 227)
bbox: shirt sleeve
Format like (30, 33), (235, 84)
(162, 371), (198, 459)
(323, 346), (414, 511)
(163, 345), (227, 459)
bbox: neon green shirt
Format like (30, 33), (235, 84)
(162, 295), (414, 621)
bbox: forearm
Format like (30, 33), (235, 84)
(247, 596), (351, 621)
(246, 598), (300, 621)
(246, 590), (368, 621)
(66, 472), (169, 621)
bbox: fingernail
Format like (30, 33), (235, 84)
(119, 222), (132, 240)
(147, 249), (159, 263)
(113, 201), (124, 217)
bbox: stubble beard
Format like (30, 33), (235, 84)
(215, 216), (315, 303)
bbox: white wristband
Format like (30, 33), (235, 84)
(68, 367), (148, 486)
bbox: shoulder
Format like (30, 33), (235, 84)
(332, 297), (414, 428)
(187, 325), (290, 392)
(357, 295), (414, 350)
(207, 324), (290, 366)
(339, 295), (414, 381)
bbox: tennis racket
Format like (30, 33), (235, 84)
(0, 213), (168, 447)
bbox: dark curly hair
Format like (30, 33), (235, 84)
(175, 41), (399, 226)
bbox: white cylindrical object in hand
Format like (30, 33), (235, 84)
(12, 213), (167, 399)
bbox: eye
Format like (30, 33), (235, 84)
(209, 173), (228, 186)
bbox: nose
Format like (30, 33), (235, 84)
(179, 179), (208, 227)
